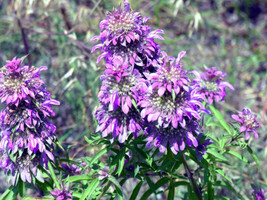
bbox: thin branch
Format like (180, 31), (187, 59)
(181, 154), (203, 200)
(17, 17), (32, 67)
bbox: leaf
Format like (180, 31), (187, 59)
(216, 169), (233, 183)
(0, 186), (13, 200)
(117, 150), (125, 176)
(246, 146), (260, 170)
(140, 177), (169, 200)
(207, 149), (228, 162)
(168, 179), (175, 200)
(129, 181), (143, 200)
(69, 175), (93, 183)
(209, 105), (232, 135)
(90, 147), (108, 166)
(80, 179), (100, 200)
(109, 176), (123, 200)
(226, 150), (248, 163)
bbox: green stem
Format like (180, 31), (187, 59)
(96, 181), (112, 200)
(47, 160), (61, 190)
(181, 154), (203, 200)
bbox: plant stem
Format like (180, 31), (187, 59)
(47, 161), (61, 190)
(181, 154), (203, 200)
(96, 181), (112, 200)
(17, 16), (32, 67)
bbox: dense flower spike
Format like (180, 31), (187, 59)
(50, 186), (73, 200)
(0, 57), (47, 107)
(232, 108), (260, 140)
(253, 189), (265, 200)
(147, 51), (189, 96)
(144, 120), (200, 154)
(98, 60), (142, 113)
(95, 104), (142, 143)
(90, 1), (163, 69)
(0, 57), (59, 184)
(139, 52), (210, 155)
(139, 52), (206, 129)
(191, 67), (234, 104)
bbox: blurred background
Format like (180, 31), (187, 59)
(0, 0), (266, 199)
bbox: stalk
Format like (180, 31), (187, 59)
(181, 154), (203, 200)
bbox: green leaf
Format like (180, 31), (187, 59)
(117, 151), (125, 176)
(168, 179), (175, 200)
(18, 179), (25, 198)
(69, 175), (93, 183)
(80, 179), (100, 200)
(226, 150), (248, 163)
(214, 196), (231, 200)
(140, 177), (169, 200)
(207, 149), (228, 162)
(246, 145), (260, 170)
(209, 105), (232, 135)
(216, 169), (233, 183)
(0, 186), (13, 200)
(47, 161), (60, 190)
(90, 147), (108, 166)
(84, 136), (92, 144)
(109, 176), (123, 200)
(129, 180), (143, 200)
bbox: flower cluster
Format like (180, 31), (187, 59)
(253, 188), (265, 200)
(92, 2), (213, 157)
(0, 58), (59, 184)
(139, 52), (209, 155)
(232, 108), (260, 140)
(191, 67), (234, 104)
(91, 0), (163, 71)
(93, 1), (164, 143)
(50, 185), (72, 200)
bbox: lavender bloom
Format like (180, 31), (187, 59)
(139, 52), (206, 129)
(139, 52), (209, 155)
(95, 104), (142, 143)
(98, 58), (143, 114)
(232, 108), (260, 140)
(0, 57), (59, 184)
(98, 166), (109, 180)
(253, 189), (265, 200)
(50, 185), (72, 200)
(146, 51), (189, 96)
(61, 162), (85, 177)
(0, 57), (47, 107)
(191, 67), (234, 105)
(145, 120), (200, 154)
(90, 1), (163, 68)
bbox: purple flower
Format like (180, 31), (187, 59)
(0, 57), (59, 184)
(253, 189), (265, 200)
(61, 162), (85, 177)
(90, 1), (163, 68)
(50, 185), (72, 200)
(146, 51), (189, 97)
(95, 104), (142, 143)
(0, 57), (47, 107)
(232, 108), (260, 140)
(145, 120), (200, 154)
(138, 52), (207, 129)
(98, 60), (143, 114)
(191, 67), (234, 104)
(98, 166), (109, 180)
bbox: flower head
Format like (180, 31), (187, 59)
(232, 108), (260, 140)
(0, 57), (47, 106)
(91, 1), (163, 68)
(50, 186), (72, 200)
(253, 188), (265, 200)
(95, 104), (142, 143)
(98, 61), (142, 113)
(191, 67), (234, 104)
(147, 51), (189, 97)
(0, 57), (59, 184)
